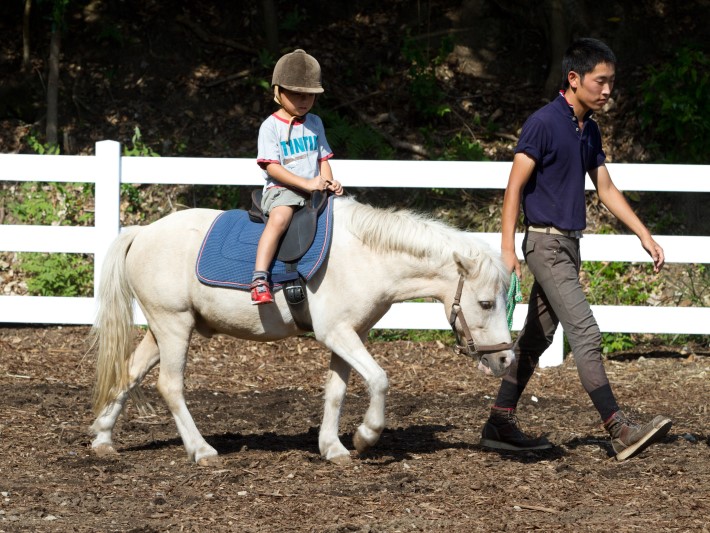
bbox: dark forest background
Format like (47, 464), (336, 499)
(1, 0), (708, 164)
(1, 1), (709, 336)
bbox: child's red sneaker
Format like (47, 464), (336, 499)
(250, 279), (274, 305)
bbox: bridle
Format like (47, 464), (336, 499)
(448, 275), (514, 359)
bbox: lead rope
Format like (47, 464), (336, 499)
(506, 272), (522, 330)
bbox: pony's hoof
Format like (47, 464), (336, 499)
(93, 443), (118, 457)
(328, 453), (352, 465)
(353, 432), (372, 455)
(197, 455), (222, 467)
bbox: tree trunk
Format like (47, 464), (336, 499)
(262, 0), (279, 55)
(22, 0), (32, 71)
(46, 26), (61, 146)
(543, 0), (567, 98)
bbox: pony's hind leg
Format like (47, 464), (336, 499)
(91, 329), (160, 455)
(319, 353), (353, 464)
(152, 324), (219, 466)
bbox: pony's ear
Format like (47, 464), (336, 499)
(453, 251), (478, 277)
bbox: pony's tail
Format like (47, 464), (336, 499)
(90, 227), (141, 416)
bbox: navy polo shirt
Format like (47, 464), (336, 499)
(515, 93), (606, 231)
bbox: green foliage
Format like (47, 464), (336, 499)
(441, 133), (486, 161)
(369, 329), (455, 343)
(26, 131), (60, 155)
(95, 22), (125, 47)
(601, 333), (634, 355)
(639, 47), (710, 163)
(583, 261), (660, 306)
(5, 130), (95, 296)
(280, 7), (307, 32)
(318, 109), (394, 159)
(401, 34), (454, 120)
(120, 128), (160, 215)
(684, 264), (710, 306)
(121, 183), (141, 215)
(34, 0), (71, 30)
(6, 181), (95, 294)
(7, 183), (56, 224)
(654, 333), (710, 349)
(17, 252), (93, 296)
(5, 182), (94, 226)
(257, 49), (276, 70)
(185, 185), (243, 211)
(123, 127), (160, 157)
(670, 264), (710, 307)
(581, 261), (661, 354)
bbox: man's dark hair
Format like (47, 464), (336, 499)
(561, 38), (616, 89)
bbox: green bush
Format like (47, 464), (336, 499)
(4, 135), (97, 296)
(579, 261), (662, 354)
(442, 132), (486, 161)
(3, 182), (94, 226)
(18, 252), (94, 296)
(583, 261), (660, 306)
(123, 126), (160, 157)
(401, 33), (454, 120)
(640, 47), (710, 163)
(318, 109), (394, 160)
(601, 333), (634, 355)
(7, 182), (95, 295)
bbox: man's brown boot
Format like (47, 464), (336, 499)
(480, 407), (552, 451)
(603, 410), (672, 461)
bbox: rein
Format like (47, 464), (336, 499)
(448, 275), (514, 359)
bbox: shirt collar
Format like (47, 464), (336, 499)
(557, 91), (594, 122)
(272, 112), (306, 125)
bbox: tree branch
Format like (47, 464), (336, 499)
(176, 15), (254, 54)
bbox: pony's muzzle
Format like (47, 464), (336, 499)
(479, 349), (514, 378)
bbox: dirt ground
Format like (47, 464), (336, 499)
(0, 326), (708, 532)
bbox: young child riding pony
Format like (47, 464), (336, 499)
(252, 49), (344, 304)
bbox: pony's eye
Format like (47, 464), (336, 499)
(479, 301), (493, 310)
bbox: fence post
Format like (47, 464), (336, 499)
(93, 141), (122, 298)
(539, 327), (565, 367)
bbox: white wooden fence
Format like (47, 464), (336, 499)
(1, 140), (708, 366)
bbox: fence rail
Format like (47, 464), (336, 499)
(1, 140), (708, 367)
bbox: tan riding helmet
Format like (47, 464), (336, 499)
(272, 49), (324, 105)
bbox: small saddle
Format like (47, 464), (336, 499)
(248, 189), (329, 263)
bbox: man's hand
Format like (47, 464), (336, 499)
(501, 248), (522, 278)
(641, 236), (665, 273)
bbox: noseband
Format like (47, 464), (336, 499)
(448, 275), (514, 359)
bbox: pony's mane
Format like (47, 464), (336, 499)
(336, 197), (509, 288)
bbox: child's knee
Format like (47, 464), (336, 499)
(268, 207), (294, 229)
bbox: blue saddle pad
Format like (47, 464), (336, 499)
(196, 196), (334, 291)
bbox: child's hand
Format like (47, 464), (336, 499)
(324, 179), (344, 196)
(310, 176), (344, 195)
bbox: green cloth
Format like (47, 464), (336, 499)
(506, 272), (522, 330)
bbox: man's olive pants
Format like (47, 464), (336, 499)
(494, 230), (619, 421)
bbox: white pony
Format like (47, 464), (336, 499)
(90, 197), (514, 465)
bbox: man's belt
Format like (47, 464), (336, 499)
(527, 225), (583, 239)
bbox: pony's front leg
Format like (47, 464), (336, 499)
(90, 330), (160, 456)
(319, 353), (352, 464)
(319, 331), (389, 457)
